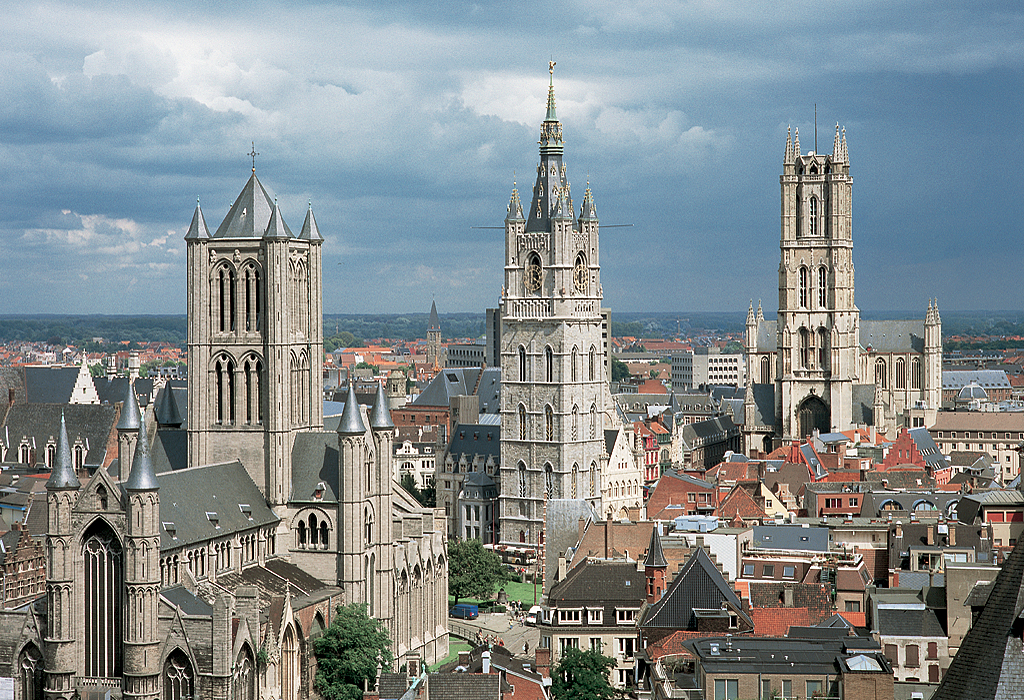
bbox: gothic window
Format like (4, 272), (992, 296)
(545, 346), (554, 382)
(18, 644), (41, 700)
(310, 611), (326, 642)
(912, 357), (922, 390)
(895, 358), (906, 390)
(590, 462), (597, 497)
(818, 266), (827, 308)
(290, 351), (309, 427)
(589, 346), (596, 381)
(74, 445), (85, 470)
(45, 444), (55, 469)
(809, 196), (819, 236)
(163, 649), (195, 700)
(518, 462), (527, 498)
(320, 520), (329, 549)
(297, 520), (306, 549)
(571, 405), (579, 440)
(518, 346), (527, 382)
(83, 521), (123, 678)
(243, 355), (263, 425)
(215, 355), (235, 425)
(590, 404), (597, 439)
(19, 443), (30, 465)
(366, 552), (376, 616)
(799, 267), (808, 308)
(282, 626), (298, 700)
(518, 404), (527, 441)
(545, 405), (554, 441)
(308, 514), (319, 547)
(571, 346), (579, 382)
(760, 355), (771, 384)
(233, 646), (255, 700)
(214, 264), (236, 333)
(544, 463), (554, 498)
(876, 358), (888, 389)
(799, 328), (811, 369)
(241, 262), (262, 332)
(571, 464), (579, 499)
(817, 328), (829, 371)
(291, 260), (309, 337)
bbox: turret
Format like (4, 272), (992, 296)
(336, 380), (368, 597)
(643, 524), (668, 603)
(154, 383), (183, 429)
(117, 381), (142, 478)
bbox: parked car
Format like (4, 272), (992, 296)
(526, 605), (542, 626)
(450, 603), (479, 620)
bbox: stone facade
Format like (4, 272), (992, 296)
(744, 126), (941, 447)
(498, 71), (612, 549)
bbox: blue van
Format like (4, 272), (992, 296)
(449, 603), (479, 620)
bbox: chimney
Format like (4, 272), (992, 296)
(535, 648), (551, 678)
(783, 587), (795, 608)
(926, 525), (935, 546)
(363, 691), (380, 700)
(458, 651), (470, 667)
(558, 555), (566, 581)
(948, 526), (956, 547)
(482, 650), (491, 675)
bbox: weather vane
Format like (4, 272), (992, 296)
(248, 142), (259, 173)
(549, 60), (556, 75)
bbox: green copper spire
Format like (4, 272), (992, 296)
(546, 60), (557, 121)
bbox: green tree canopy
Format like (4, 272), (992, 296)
(551, 647), (617, 700)
(448, 538), (507, 605)
(611, 356), (631, 383)
(313, 603), (393, 700)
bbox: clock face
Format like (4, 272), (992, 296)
(525, 259), (542, 291)
(573, 259), (588, 293)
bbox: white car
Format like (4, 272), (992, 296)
(526, 605), (542, 626)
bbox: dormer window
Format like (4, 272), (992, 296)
(163, 522), (177, 539)
(239, 503), (253, 519)
(206, 512), (220, 529)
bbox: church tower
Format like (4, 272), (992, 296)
(498, 65), (607, 549)
(776, 125), (860, 441)
(185, 167), (324, 507)
(425, 301), (444, 369)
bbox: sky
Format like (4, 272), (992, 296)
(1, 1), (1022, 317)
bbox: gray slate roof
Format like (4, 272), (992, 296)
(640, 547), (751, 631)
(156, 461), (278, 549)
(944, 370), (1011, 391)
(413, 367), (501, 414)
(446, 424), (500, 463)
(548, 559), (645, 605)
(4, 402), (116, 469)
(95, 377), (154, 407)
(213, 172), (287, 239)
(860, 320), (925, 353)
(876, 607), (945, 637)
(751, 524), (829, 552)
(23, 366), (81, 403)
(290, 432), (338, 503)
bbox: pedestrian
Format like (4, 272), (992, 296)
(498, 637), (505, 647)
(523, 641), (530, 655)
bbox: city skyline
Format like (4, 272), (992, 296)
(1, 1), (1021, 316)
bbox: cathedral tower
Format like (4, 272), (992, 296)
(185, 170), (324, 506)
(776, 125), (859, 441)
(498, 66), (607, 548)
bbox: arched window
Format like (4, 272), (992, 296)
(545, 405), (554, 441)
(310, 611), (326, 642)
(589, 346), (596, 381)
(242, 355), (263, 425)
(308, 514), (319, 547)
(895, 358), (906, 390)
(19, 443), (30, 465)
(808, 196), (818, 236)
(875, 358), (888, 389)
(281, 627), (298, 700)
(544, 464), (554, 498)
(571, 405), (579, 440)
(590, 462), (597, 497)
(297, 520), (306, 549)
(760, 355), (771, 384)
(590, 404), (597, 439)
(571, 347), (579, 382)
(18, 644), (42, 700)
(799, 267), (808, 308)
(74, 445), (85, 470)
(233, 646), (255, 700)
(799, 328), (811, 369)
(215, 355), (235, 425)
(365, 509), (373, 545)
(817, 328), (829, 371)
(518, 462), (527, 498)
(518, 404), (527, 441)
(163, 649), (195, 700)
(214, 264), (236, 333)
(241, 262), (261, 333)
(818, 266), (827, 308)
(45, 444), (55, 469)
(320, 520), (329, 549)
(83, 522), (123, 678)
(518, 346), (527, 382)
(912, 357), (922, 390)
(571, 464), (579, 499)
(545, 346), (554, 382)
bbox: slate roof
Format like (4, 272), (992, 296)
(289, 432), (338, 503)
(751, 525), (829, 552)
(95, 376), (155, 408)
(640, 547), (751, 631)
(2, 402), (116, 469)
(548, 559), (645, 605)
(687, 635), (885, 676)
(413, 367), (501, 414)
(161, 585), (214, 617)
(425, 674), (499, 700)
(149, 430), (188, 474)
(0, 368), (26, 405)
(756, 320), (777, 352)
(213, 172), (286, 239)
(23, 366), (82, 403)
(644, 525), (668, 567)
(154, 385), (184, 427)
(876, 607), (945, 638)
(156, 461), (278, 549)
(545, 499), (597, 582)
(860, 320), (925, 353)
(851, 384), (876, 425)
(944, 370), (1011, 391)
(907, 427), (947, 472)
(377, 673), (410, 700)
(446, 424), (500, 462)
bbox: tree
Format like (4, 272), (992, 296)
(551, 647), (617, 700)
(611, 357), (631, 383)
(313, 603), (393, 700)
(401, 473), (436, 508)
(448, 539), (507, 605)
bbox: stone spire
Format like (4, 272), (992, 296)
(840, 126), (848, 163)
(299, 201), (323, 241)
(117, 380), (142, 431)
(579, 183), (598, 221)
(369, 381), (394, 431)
(337, 380), (366, 435)
(793, 127), (800, 158)
(784, 125), (794, 164)
(124, 419), (159, 491)
(746, 301), (755, 325)
(832, 123), (842, 161)
(506, 183), (525, 222)
(545, 61), (558, 122)
(428, 300), (441, 331)
(184, 198), (211, 240)
(756, 300), (764, 323)
(47, 412), (79, 490)
(264, 198), (292, 240)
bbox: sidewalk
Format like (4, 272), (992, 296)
(448, 611), (540, 656)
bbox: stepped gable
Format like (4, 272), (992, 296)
(932, 538), (1024, 700)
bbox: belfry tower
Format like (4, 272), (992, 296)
(498, 65), (607, 549)
(776, 125), (860, 441)
(185, 165), (324, 506)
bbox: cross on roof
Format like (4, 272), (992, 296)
(248, 142), (259, 173)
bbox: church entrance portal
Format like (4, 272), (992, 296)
(798, 395), (830, 439)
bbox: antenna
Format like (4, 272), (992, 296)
(814, 104), (817, 153)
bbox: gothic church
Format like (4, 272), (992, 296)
(743, 125), (942, 451)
